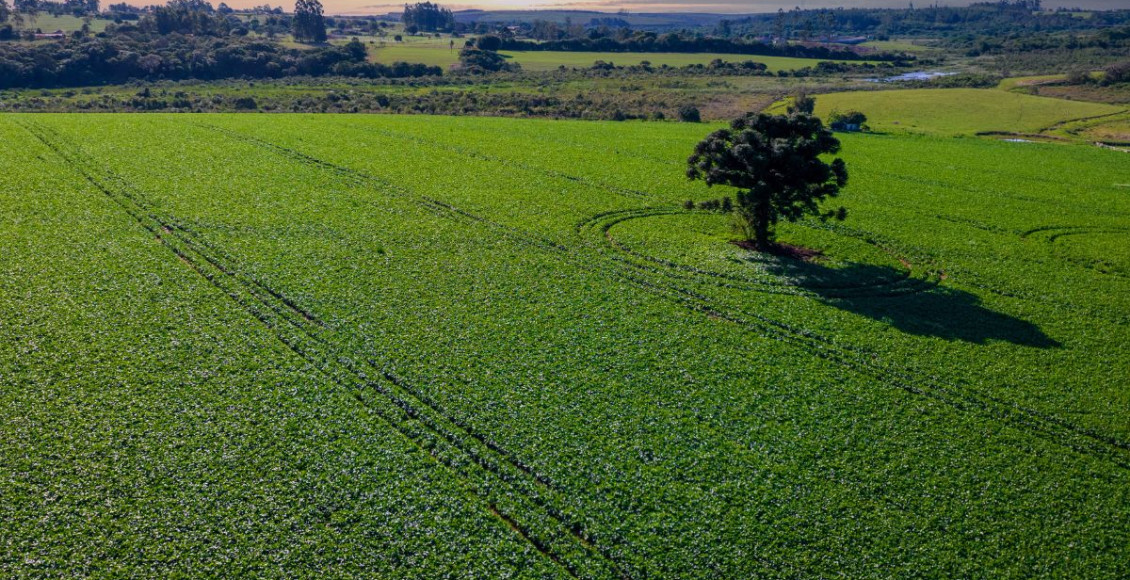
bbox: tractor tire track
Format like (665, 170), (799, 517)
(195, 122), (1130, 474)
(18, 119), (631, 580)
(164, 121), (1130, 574)
(576, 207), (942, 299)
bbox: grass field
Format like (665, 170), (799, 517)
(3, 114), (1130, 576)
(1050, 110), (1130, 143)
(859, 39), (941, 53)
(1082, 118), (1130, 142)
(772, 88), (1127, 135)
(9, 14), (111, 32)
(368, 41), (873, 72)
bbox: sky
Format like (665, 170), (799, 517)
(198, 0), (1129, 16)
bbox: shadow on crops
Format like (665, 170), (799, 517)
(764, 258), (1060, 348)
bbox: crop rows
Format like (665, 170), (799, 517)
(8, 113), (1130, 577)
(16, 118), (631, 579)
(171, 120), (1130, 475)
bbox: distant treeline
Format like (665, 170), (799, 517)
(2, 84), (691, 120)
(0, 34), (440, 89)
(493, 33), (903, 62)
(970, 24), (1130, 55)
(724, 2), (1130, 39)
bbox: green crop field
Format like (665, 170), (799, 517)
(369, 41), (870, 72)
(775, 88), (1127, 136)
(3, 113), (1129, 576)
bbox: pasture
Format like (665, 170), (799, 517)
(771, 87), (1126, 135)
(368, 40), (872, 72)
(6, 14), (111, 33)
(2, 113), (1129, 577)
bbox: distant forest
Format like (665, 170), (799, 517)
(1, 0), (1129, 89)
(721, 1), (1130, 39)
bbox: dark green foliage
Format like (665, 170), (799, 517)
(899, 73), (1002, 89)
(475, 33), (501, 51)
(688, 112), (847, 248)
(401, 2), (454, 33)
(292, 0), (326, 43)
(457, 45), (518, 74)
(0, 34), (440, 89)
(1065, 68), (1091, 85)
(12, 0), (36, 14)
(788, 90), (815, 114)
(494, 31), (901, 62)
(676, 105), (700, 122)
(828, 109), (868, 131)
(142, 0), (221, 35)
(1102, 60), (1130, 85)
(726, 2), (1130, 39)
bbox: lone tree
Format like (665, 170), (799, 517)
(292, 0), (326, 43)
(687, 112), (848, 251)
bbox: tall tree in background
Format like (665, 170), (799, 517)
(0, 0), (9, 23)
(13, 0), (37, 25)
(401, 2), (453, 33)
(292, 0), (326, 43)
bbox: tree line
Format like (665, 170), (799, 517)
(401, 2), (454, 33)
(0, 34), (440, 89)
(725, 3), (1130, 40)
(492, 32), (903, 62)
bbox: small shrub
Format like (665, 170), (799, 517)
(677, 105), (701, 123)
(232, 96), (258, 110)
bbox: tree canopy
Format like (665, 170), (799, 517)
(401, 2), (454, 33)
(687, 112), (848, 250)
(0, 33), (440, 89)
(292, 0), (326, 43)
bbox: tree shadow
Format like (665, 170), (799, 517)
(762, 258), (1060, 348)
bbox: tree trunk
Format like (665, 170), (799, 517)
(753, 195), (771, 250)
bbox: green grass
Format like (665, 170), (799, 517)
(772, 88), (1126, 135)
(9, 14), (110, 32)
(369, 42), (874, 72)
(997, 73), (1067, 91)
(859, 39), (940, 53)
(368, 41), (462, 67)
(497, 51), (873, 73)
(1053, 110), (1130, 143)
(2, 113), (1130, 576)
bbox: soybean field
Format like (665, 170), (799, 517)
(2, 114), (1129, 577)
